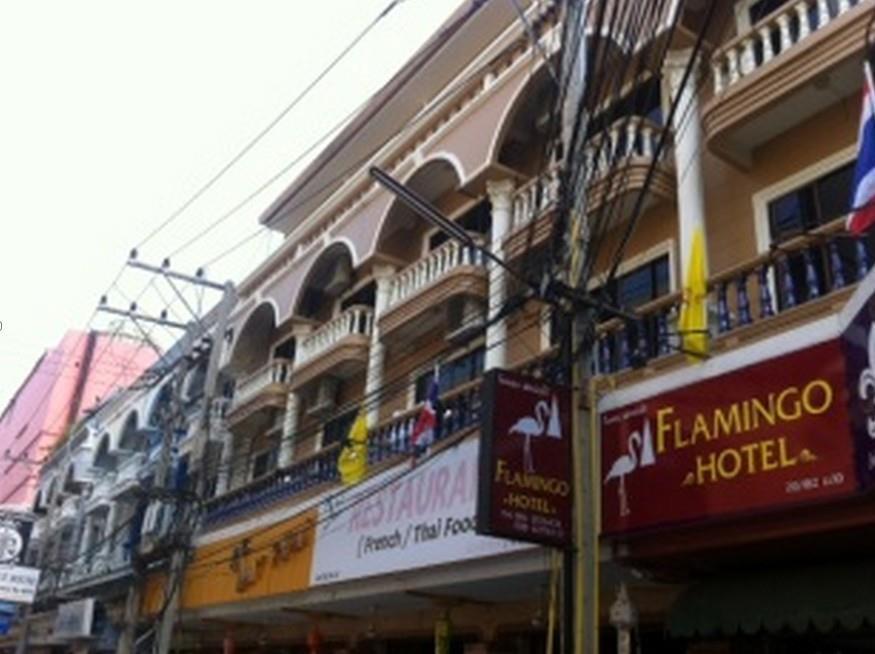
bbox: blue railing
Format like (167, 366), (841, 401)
(596, 224), (872, 374)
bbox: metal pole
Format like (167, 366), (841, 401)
(154, 283), (235, 654)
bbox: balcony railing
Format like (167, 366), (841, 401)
(203, 380), (487, 527)
(712, 0), (862, 94)
(596, 219), (870, 375)
(296, 305), (374, 368)
(385, 238), (486, 311)
(584, 116), (666, 181)
(511, 165), (561, 231)
(230, 359), (293, 411)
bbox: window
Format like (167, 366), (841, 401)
(251, 449), (277, 480)
(414, 347), (485, 404)
(767, 161), (869, 307)
(323, 409), (358, 449)
(600, 255), (670, 310)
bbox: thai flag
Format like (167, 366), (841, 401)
(411, 371), (440, 453)
(848, 62), (875, 235)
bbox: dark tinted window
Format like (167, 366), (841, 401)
(414, 347), (485, 403)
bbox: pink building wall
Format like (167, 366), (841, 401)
(0, 330), (157, 508)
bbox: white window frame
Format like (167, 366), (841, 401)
(752, 144), (856, 254)
(586, 238), (677, 296)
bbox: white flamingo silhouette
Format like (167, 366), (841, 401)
(509, 400), (552, 473)
(858, 323), (875, 438)
(604, 431), (643, 517)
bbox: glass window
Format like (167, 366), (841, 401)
(603, 254), (670, 310)
(414, 346), (485, 404)
(251, 449), (277, 480)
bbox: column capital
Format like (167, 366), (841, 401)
(486, 178), (515, 211)
(372, 264), (397, 282)
(661, 48), (702, 96)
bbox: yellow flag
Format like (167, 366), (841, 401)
(338, 412), (368, 485)
(678, 227), (709, 361)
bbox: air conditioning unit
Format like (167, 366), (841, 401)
(445, 295), (485, 346)
(307, 378), (339, 417)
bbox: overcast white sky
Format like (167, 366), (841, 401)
(0, 0), (461, 407)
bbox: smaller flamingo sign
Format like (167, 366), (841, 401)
(476, 369), (573, 547)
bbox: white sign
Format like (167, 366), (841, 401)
(310, 438), (529, 586)
(0, 565), (39, 604)
(54, 598), (95, 640)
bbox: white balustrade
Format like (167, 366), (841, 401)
(386, 239), (485, 310)
(231, 359), (293, 411)
(583, 116), (664, 181)
(511, 165), (561, 229)
(296, 305), (375, 367)
(712, 0), (861, 94)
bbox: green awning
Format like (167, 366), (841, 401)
(668, 559), (875, 637)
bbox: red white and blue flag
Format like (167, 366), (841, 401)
(411, 371), (440, 453)
(848, 63), (875, 235)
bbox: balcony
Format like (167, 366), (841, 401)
(226, 359), (293, 426)
(595, 218), (868, 378)
(291, 305), (374, 390)
(380, 239), (488, 340)
(505, 166), (561, 261)
(203, 380), (486, 527)
(583, 116), (675, 221)
(64, 544), (131, 591)
(111, 452), (147, 498)
(704, 0), (868, 165)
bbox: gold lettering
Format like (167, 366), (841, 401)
(740, 442), (759, 474)
(778, 437), (798, 467)
(695, 453), (717, 486)
(802, 379), (833, 415)
(713, 404), (742, 439)
(691, 413), (711, 445)
(761, 439), (778, 471)
(776, 387), (802, 422)
(717, 448), (742, 480)
(656, 407), (675, 454)
(751, 396), (776, 428)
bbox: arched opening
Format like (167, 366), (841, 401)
(376, 158), (485, 265)
(146, 383), (172, 451)
(93, 434), (116, 472)
(295, 242), (365, 323)
(118, 411), (143, 452)
(228, 302), (278, 376)
(494, 64), (558, 176)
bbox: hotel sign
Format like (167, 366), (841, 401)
(477, 370), (572, 547)
(600, 339), (857, 534)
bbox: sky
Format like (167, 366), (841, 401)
(0, 0), (461, 408)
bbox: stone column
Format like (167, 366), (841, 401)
(365, 267), (395, 428)
(485, 179), (515, 371)
(278, 391), (300, 468)
(664, 48), (708, 281)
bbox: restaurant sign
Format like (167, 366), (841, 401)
(477, 369), (572, 547)
(600, 339), (857, 534)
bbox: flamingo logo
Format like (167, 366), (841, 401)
(508, 395), (562, 473)
(604, 420), (656, 517)
(858, 322), (875, 439)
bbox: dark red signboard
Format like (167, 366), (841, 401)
(477, 369), (572, 547)
(600, 339), (858, 535)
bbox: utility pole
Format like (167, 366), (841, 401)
(109, 258), (231, 654)
(153, 282), (235, 654)
(559, 1), (597, 654)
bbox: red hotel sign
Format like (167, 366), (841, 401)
(477, 370), (572, 547)
(600, 339), (857, 535)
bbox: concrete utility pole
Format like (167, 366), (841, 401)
(110, 258), (233, 654)
(154, 282), (235, 654)
(559, 1), (597, 653)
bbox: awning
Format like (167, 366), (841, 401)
(668, 559), (875, 637)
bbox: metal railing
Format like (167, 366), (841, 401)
(596, 220), (870, 374)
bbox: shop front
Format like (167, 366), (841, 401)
(599, 270), (875, 651)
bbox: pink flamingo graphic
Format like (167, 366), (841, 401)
(509, 400), (554, 473)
